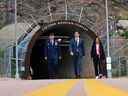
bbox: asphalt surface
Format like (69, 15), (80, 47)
(0, 78), (128, 96)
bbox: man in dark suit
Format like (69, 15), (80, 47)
(44, 33), (61, 79)
(69, 32), (85, 78)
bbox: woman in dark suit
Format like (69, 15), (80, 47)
(91, 37), (107, 79)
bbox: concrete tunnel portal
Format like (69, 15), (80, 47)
(24, 20), (97, 79)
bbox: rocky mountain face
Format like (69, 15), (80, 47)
(0, 0), (128, 51)
(0, 0), (127, 33)
(17, 0), (107, 34)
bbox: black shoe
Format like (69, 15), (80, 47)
(76, 75), (80, 79)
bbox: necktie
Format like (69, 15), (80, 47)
(75, 38), (79, 46)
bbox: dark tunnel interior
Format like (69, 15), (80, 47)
(30, 24), (88, 79)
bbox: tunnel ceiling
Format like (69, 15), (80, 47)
(26, 20), (96, 49)
(41, 20), (96, 38)
(19, 20), (96, 46)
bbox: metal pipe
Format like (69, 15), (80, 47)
(105, 0), (112, 78)
(14, 0), (19, 79)
(48, 2), (53, 21)
(65, 0), (68, 20)
(79, 7), (84, 23)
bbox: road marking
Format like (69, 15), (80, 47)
(84, 79), (128, 96)
(25, 80), (78, 96)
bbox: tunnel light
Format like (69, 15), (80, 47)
(57, 38), (62, 42)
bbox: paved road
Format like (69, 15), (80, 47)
(0, 78), (128, 96)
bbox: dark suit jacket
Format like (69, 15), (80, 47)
(91, 40), (105, 60)
(45, 40), (61, 60)
(91, 38), (107, 76)
(69, 38), (85, 56)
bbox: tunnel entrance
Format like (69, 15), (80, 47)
(25, 20), (97, 79)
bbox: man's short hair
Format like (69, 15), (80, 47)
(75, 31), (80, 34)
(49, 32), (54, 36)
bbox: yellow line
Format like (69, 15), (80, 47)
(25, 80), (78, 96)
(84, 79), (128, 96)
